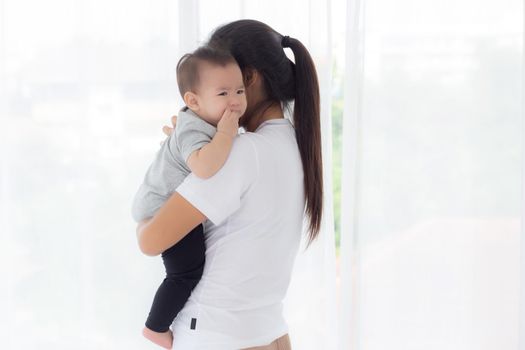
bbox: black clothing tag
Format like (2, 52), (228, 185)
(190, 318), (197, 330)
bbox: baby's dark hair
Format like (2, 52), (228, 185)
(176, 46), (237, 98)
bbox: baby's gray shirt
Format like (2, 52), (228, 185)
(131, 107), (217, 222)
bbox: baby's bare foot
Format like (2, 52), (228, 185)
(142, 326), (173, 349)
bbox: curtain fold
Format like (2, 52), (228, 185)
(518, 3), (525, 350)
(178, 0), (199, 55)
(339, 0), (365, 348)
(0, 0), (12, 346)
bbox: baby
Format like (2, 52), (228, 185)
(131, 46), (247, 349)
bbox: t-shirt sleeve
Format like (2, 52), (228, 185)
(174, 113), (217, 163)
(175, 135), (258, 225)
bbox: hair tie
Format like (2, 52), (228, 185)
(281, 35), (291, 48)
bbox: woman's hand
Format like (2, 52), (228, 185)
(160, 115), (177, 145)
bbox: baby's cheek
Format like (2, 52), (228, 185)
(210, 103), (222, 117)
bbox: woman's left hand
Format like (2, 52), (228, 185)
(160, 115), (177, 145)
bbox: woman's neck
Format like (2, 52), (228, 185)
(245, 101), (284, 132)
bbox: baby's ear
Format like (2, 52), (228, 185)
(183, 92), (199, 111)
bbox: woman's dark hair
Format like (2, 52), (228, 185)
(207, 19), (323, 245)
(176, 46), (237, 98)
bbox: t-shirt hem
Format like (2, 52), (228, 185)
(170, 320), (289, 350)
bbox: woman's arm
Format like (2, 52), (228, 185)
(136, 115), (206, 256)
(136, 192), (206, 256)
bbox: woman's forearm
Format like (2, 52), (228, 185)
(136, 218), (155, 255)
(136, 192), (206, 256)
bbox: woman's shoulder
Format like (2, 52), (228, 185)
(222, 133), (260, 179)
(231, 132), (258, 158)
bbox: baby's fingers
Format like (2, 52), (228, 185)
(220, 108), (232, 120)
(231, 110), (242, 120)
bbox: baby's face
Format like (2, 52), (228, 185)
(192, 62), (247, 125)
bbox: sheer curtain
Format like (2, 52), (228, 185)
(340, 0), (523, 349)
(3, 0), (522, 349)
(0, 0), (337, 349)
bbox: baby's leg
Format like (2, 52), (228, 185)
(143, 225), (206, 348)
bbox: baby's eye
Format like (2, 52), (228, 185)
(218, 92), (227, 96)
(237, 89), (245, 95)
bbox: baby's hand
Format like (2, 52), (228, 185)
(217, 109), (241, 139)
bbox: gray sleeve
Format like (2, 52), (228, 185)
(174, 112), (217, 163)
(130, 140), (177, 223)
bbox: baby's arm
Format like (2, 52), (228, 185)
(186, 108), (241, 179)
(187, 132), (234, 179)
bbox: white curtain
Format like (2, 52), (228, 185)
(2, 0), (523, 349)
(340, 0), (523, 350)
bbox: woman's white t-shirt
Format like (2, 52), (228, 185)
(171, 118), (305, 349)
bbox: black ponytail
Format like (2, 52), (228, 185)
(283, 36), (323, 245)
(208, 20), (323, 245)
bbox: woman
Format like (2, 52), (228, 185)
(136, 19), (323, 349)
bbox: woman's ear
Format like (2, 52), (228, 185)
(183, 92), (199, 111)
(243, 68), (259, 88)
